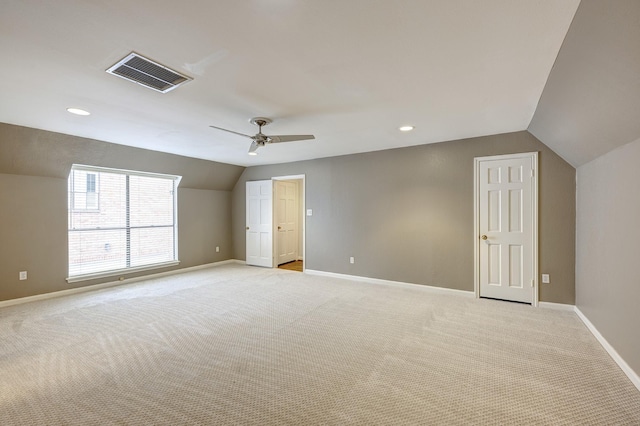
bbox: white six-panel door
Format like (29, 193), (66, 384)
(275, 180), (298, 265)
(476, 153), (537, 304)
(246, 180), (273, 268)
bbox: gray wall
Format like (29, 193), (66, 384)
(528, 0), (640, 167)
(0, 123), (243, 190)
(0, 123), (244, 302)
(576, 137), (640, 376)
(233, 131), (576, 304)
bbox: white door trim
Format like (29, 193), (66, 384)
(473, 152), (539, 306)
(272, 174), (306, 271)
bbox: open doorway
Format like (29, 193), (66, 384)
(273, 175), (305, 272)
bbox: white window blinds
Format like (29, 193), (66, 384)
(68, 165), (181, 281)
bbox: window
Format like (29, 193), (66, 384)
(69, 171), (99, 210)
(68, 165), (181, 281)
(86, 173), (96, 192)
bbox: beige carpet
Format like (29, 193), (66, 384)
(1, 264), (639, 425)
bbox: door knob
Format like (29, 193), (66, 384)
(481, 235), (488, 240)
(246, 227), (249, 230)
(278, 226), (282, 230)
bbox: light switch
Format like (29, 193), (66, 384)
(306, 209), (313, 216)
(541, 274), (550, 284)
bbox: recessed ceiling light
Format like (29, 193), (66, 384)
(399, 125), (414, 132)
(67, 108), (91, 116)
(248, 151), (258, 156)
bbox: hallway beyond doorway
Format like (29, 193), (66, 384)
(278, 260), (303, 272)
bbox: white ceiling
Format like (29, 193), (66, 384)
(0, 0), (579, 167)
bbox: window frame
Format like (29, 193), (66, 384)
(67, 164), (182, 283)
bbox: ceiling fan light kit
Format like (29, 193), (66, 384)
(210, 117), (315, 155)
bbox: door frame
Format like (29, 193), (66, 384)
(473, 152), (539, 306)
(272, 174), (306, 271)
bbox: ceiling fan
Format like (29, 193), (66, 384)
(210, 117), (315, 155)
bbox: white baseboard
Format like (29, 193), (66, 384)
(304, 269), (475, 297)
(0, 259), (239, 309)
(538, 301), (575, 311)
(574, 306), (640, 392)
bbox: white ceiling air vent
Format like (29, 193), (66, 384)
(106, 52), (192, 93)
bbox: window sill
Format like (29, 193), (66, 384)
(66, 260), (181, 284)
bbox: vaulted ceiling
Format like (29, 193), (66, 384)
(528, 0), (640, 167)
(1, 1), (638, 168)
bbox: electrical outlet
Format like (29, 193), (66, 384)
(19, 271), (27, 280)
(542, 274), (550, 284)
(349, 257), (355, 264)
(216, 246), (220, 253)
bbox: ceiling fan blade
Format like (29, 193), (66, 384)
(248, 141), (259, 154)
(268, 135), (315, 143)
(209, 125), (253, 139)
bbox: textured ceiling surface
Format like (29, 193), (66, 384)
(1, 0), (581, 166)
